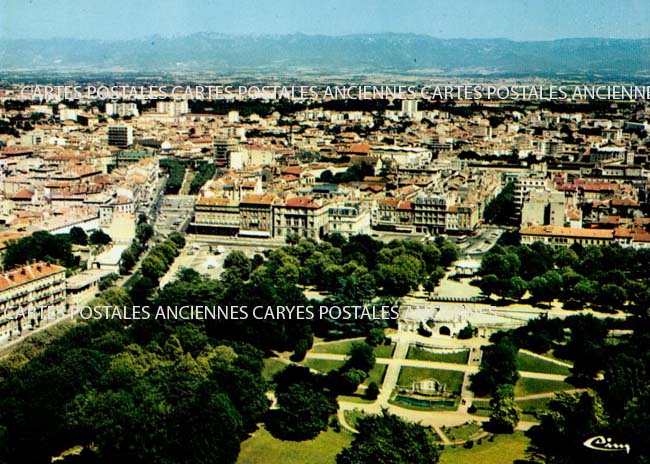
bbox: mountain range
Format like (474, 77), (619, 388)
(1, 33), (649, 78)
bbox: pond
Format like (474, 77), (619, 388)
(394, 395), (456, 409)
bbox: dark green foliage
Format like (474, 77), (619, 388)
(120, 223), (154, 275)
(159, 158), (187, 194)
(471, 336), (520, 397)
(336, 411), (440, 464)
(488, 384), (520, 433)
(268, 366), (337, 441)
(483, 182), (516, 225)
(365, 381), (380, 400)
(70, 226), (88, 245)
(3, 230), (77, 269)
(89, 230), (112, 246)
(528, 391), (608, 464)
(458, 323), (476, 340)
(326, 161), (375, 184)
(345, 342), (376, 373)
(189, 161), (217, 194)
(365, 328), (386, 346)
(479, 242), (649, 309)
(0, 315), (270, 464)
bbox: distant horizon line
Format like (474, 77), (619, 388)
(2, 32), (650, 42)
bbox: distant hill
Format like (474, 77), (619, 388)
(1, 33), (649, 78)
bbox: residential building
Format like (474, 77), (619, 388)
(0, 262), (67, 342)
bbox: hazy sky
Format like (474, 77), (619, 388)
(1, 0), (649, 41)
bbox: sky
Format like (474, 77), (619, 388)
(1, 0), (649, 41)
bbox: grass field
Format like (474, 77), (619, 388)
(407, 346), (470, 365)
(343, 409), (367, 429)
(311, 339), (360, 355)
(312, 339), (395, 358)
(238, 426), (353, 464)
(397, 367), (464, 394)
(516, 352), (571, 376)
(363, 363), (387, 386)
(514, 377), (573, 397)
(262, 358), (288, 381)
(443, 422), (484, 442)
(303, 359), (345, 373)
(472, 396), (556, 420)
(373, 343), (395, 358)
(439, 432), (530, 464)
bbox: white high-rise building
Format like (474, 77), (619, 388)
(106, 102), (139, 118)
(156, 100), (189, 116)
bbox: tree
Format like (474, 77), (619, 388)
(471, 337), (519, 397)
(488, 384), (520, 433)
(483, 182), (516, 225)
(570, 278), (597, 306)
(3, 230), (76, 269)
(167, 233), (185, 249)
(337, 411), (440, 464)
(290, 338), (309, 362)
(89, 229), (111, 246)
(365, 381), (380, 400)
(135, 223), (154, 244)
(503, 276), (528, 300)
(528, 391), (608, 464)
(365, 328), (386, 346)
(285, 233), (300, 246)
(479, 274), (499, 298)
(267, 382), (337, 441)
(224, 250), (252, 280)
(328, 368), (367, 395)
(458, 323), (475, 340)
(141, 254), (167, 280)
(346, 343), (375, 373)
(119, 247), (137, 274)
(439, 241), (459, 267)
(69, 227), (88, 245)
(597, 283), (626, 309)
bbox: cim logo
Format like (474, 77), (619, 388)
(583, 436), (630, 454)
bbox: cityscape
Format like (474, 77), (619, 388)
(0, 1), (649, 463)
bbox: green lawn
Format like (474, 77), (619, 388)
(397, 367), (465, 394)
(373, 343), (395, 358)
(338, 394), (374, 404)
(262, 358), (289, 382)
(363, 363), (387, 386)
(471, 396), (555, 420)
(469, 400), (491, 417)
(311, 339), (360, 355)
(238, 426), (353, 464)
(303, 359), (345, 373)
(312, 339), (394, 358)
(516, 352), (571, 376)
(439, 432), (530, 464)
(343, 409), (367, 429)
(443, 422), (484, 442)
(515, 397), (552, 421)
(514, 378), (574, 397)
(407, 346), (469, 365)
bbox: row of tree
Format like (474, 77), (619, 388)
(159, 158), (186, 194)
(188, 161), (217, 194)
(479, 242), (650, 313)
(119, 222), (154, 274)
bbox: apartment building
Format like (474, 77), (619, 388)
(328, 202), (371, 237)
(239, 194), (276, 238)
(274, 196), (329, 240)
(0, 262), (67, 342)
